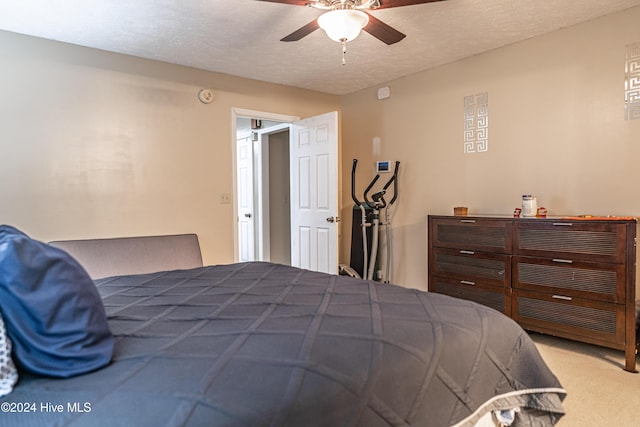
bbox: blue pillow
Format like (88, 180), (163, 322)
(0, 225), (113, 378)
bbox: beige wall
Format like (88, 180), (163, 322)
(0, 30), (339, 266)
(3, 7), (639, 287)
(340, 7), (640, 290)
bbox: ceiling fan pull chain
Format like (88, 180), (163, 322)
(342, 39), (347, 65)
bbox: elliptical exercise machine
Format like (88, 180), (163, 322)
(341, 159), (399, 281)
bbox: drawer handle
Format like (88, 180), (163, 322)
(460, 280), (476, 286)
(552, 258), (573, 264)
(552, 223), (573, 227)
(459, 250), (475, 255)
(552, 295), (573, 301)
(460, 219), (476, 223)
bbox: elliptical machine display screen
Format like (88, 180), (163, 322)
(376, 161), (391, 173)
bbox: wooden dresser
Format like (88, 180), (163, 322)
(427, 214), (638, 372)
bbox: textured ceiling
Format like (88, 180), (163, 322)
(1, 0), (639, 95)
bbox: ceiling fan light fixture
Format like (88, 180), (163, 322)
(307, 0), (379, 10)
(317, 9), (369, 42)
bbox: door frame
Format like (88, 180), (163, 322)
(231, 108), (299, 263)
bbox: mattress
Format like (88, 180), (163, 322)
(1, 262), (565, 426)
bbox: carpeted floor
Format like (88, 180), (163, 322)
(531, 333), (640, 427)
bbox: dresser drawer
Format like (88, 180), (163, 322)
(513, 290), (625, 349)
(430, 276), (510, 315)
(431, 247), (510, 287)
(513, 256), (625, 303)
(514, 221), (626, 263)
(430, 217), (512, 253)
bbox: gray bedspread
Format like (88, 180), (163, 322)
(2, 262), (565, 426)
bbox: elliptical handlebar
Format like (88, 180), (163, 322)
(351, 159), (361, 205)
(353, 159), (399, 209)
(363, 174), (381, 207)
(382, 161), (400, 206)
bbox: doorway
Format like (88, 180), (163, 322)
(231, 109), (340, 273)
(232, 108), (299, 264)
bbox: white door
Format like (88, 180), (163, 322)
(237, 135), (255, 262)
(290, 111), (339, 274)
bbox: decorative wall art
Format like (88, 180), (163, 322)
(625, 42), (640, 121)
(463, 92), (489, 153)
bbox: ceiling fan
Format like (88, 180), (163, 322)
(255, 0), (447, 46)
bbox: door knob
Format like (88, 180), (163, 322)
(244, 213), (252, 218)
(326, 216), (341, 223)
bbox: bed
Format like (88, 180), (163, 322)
(0, 227), (566, 427)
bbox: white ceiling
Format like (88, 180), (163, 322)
(1, 0), (639, 95)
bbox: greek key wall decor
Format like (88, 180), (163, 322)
(463, 92), (489, 153)
(625, 42), (640, 121)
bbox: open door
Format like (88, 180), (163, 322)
(290, 111), (339, 274)
(236, 134), (255, 262)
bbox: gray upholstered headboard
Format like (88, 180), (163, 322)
(49, 234), (203, 279)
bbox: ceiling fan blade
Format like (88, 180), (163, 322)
(253, 0), (310, 6)
(281, 19), (320, 42)
(376, 0), (447, 9)
(363, 14), (405, 45)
